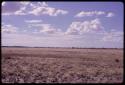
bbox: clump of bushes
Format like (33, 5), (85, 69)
(115, 59), (119, 63)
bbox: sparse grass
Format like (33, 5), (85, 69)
(2, 47), (123, 83)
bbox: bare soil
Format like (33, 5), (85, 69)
(1, 47), (123, 83)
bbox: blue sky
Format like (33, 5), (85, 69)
(2, 1), (124, 48)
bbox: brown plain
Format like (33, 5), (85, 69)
(2, 47), (123, 83)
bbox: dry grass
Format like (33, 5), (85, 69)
(2, 47), (123, 83)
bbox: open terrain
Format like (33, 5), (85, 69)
(1, 47), (123, 83)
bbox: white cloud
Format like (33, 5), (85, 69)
(102, 29), (123, 42)
(2, 2), (6, 6)
(2, 2), (27, 16)
(75, 11), (115, 18)
(75, 11), (105, 17)
(65, 18), (103, 35)
(2, 30), (123, 48)
(38, 2), (48, 7)
(20, 1), (30, 5)
(55, 9), (68, 15)
(2, 12), (11, 16)
(27, 23), (62, 34)
(39, 24), (62, 34)
(14, 7), (27, 15)
(40, 28), (57, 34)
(25, 19), (42, 23)
(29, 2), (48, 8)
(2, 2), (68, 16)
(2, 24), (123, 48)
(28, 6), (68, 16)
(106, 12), (115, 17)
(2, 24), (18, 33)
(28, 23), (50, 28)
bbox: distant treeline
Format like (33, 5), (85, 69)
(2, 46), (123, 49)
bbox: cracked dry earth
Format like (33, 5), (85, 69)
(2, 47), (123, 83)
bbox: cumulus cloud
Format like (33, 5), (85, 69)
(2, 24), (123, 48)
(2, 1), (68, 16)
(2, 24), (18, 33)
(28, 6), (68, 16)
(65, 18), (103, 35)
(75, 11), (105, 17)
(39, 24), (62, 34)
(25, 19), (42, 23)
(14, 7), (27, 15)
(106, 12), (115, 17)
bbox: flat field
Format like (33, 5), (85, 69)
(1, 47), (123, 83)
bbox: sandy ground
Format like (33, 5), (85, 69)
(2, 47), (123, 83)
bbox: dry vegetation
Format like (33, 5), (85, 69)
(2, 47), (123, 83)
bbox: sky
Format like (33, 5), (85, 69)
(1, 1), (124, 48)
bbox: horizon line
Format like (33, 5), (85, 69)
(1, 46), (123, 49)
